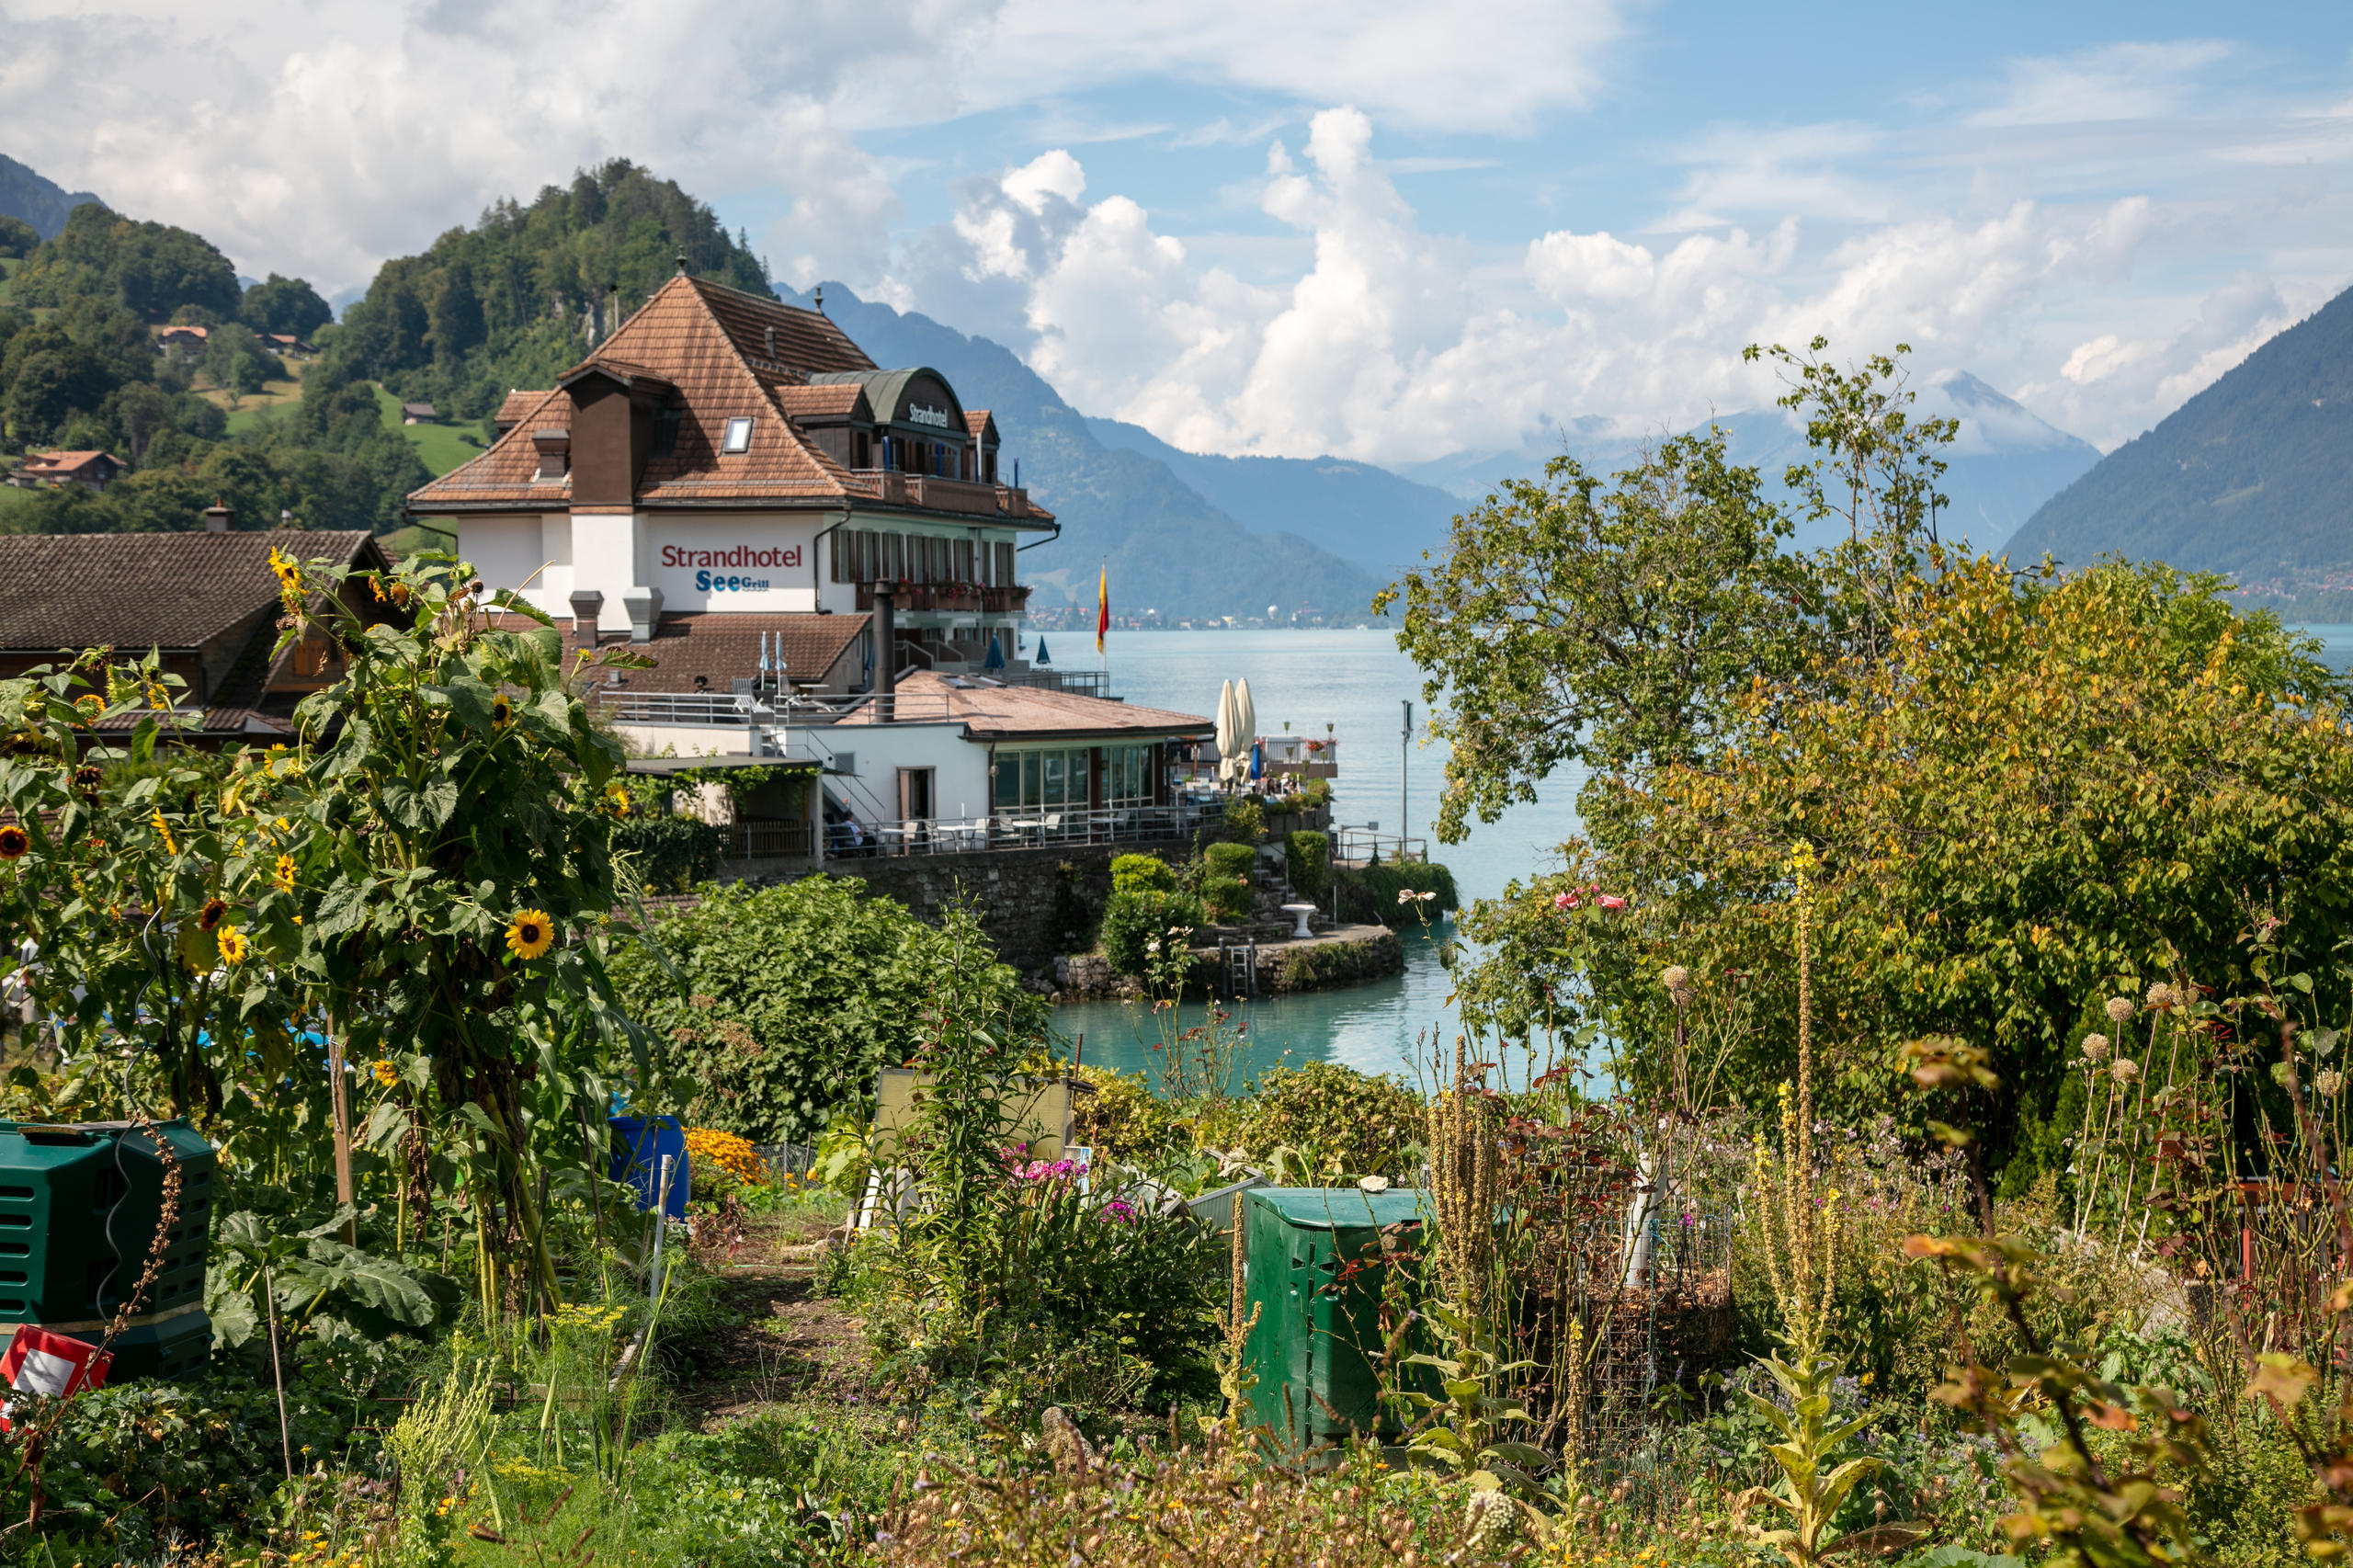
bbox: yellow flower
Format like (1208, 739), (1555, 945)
(0, 824), (28, 861)
(371, 1059), (397, 1087)
(151, 809), (178, 856)
(491, 693), (514, 727)
(218, 927), (251, 964)
(274, 854), (298, 892)
(505, 908), (556, 960)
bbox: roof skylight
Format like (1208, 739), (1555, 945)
(722, 416), (754, 453)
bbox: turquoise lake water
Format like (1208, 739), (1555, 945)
(1051, 627), (1580, 1086)
(1053, 622), (2353, 1086)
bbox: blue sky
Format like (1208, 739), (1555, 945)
(6, 0), (2348, 460)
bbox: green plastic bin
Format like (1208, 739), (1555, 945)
(0, 1119), (216, 1380)
(1240, 1187), (1428, 1451)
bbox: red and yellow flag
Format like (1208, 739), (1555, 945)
(1095, 562), (1109, 654)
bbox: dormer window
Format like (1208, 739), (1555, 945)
(722, 416), (754, 453)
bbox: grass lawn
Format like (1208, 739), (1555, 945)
(0, 483), (45, 529)
(380, 519), (460, 557)
(374, 384), (489, 475)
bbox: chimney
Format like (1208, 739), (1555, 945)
(813, 283), (825, 314)
(569, 589), (603, 645)
(764, 324), (776, 360)
(532, 427), (571, 480)
(202, 499), (233, 533)
(621, 586), (663, 645)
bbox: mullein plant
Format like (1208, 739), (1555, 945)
(1736, 845), (1915, 1568)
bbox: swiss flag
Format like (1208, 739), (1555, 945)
(0, 1325), (110, 1430)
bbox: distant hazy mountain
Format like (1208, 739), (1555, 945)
(777, 285), (1386, 620)
(0, 153), (101, 240)
(1083, 415), (1463, 578)
(1399, 370), (2098, 554)
(2008, 282), (2353, 598)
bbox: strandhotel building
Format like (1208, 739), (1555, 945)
(408, 267), (1211, 862)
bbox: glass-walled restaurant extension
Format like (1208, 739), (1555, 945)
(990, 743), (1156, 815)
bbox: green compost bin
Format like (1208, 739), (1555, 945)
(0, 1119), (216, 1380)
(1240, 1187), (1428, 1452)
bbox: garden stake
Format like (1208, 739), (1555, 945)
(267, 1262), (293, 1478)
(327, 1013), (356, 1244)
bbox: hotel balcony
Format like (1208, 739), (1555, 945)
(854, 582), (1030, 615)
(847, 471), (1038, 519)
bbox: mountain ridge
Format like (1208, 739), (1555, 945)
(0, 153), (102, 241)
(776, 285), (1388, 620)
(2006, 280), (2353, 595)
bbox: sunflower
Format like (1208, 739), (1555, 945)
(371, 1059), (398, 1087)
(197, 897), (229, 931)
(506, 908), (556, 960)
(491, 694), (514, 727)
(73, 695), (103, 723)
(150, 809), (177, 856)
(217, 927), (251, 964)
(274, 854), (298, 893)
(0, 824), (28, 860)
(604, 781), (633, 818)
(72, 765), (102, 790)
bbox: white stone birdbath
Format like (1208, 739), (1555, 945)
(1280, 903), (1317, 939)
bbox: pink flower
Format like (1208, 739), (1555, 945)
(1050, 1159), (1074, 1177)
(1022, 1160), (1048, 1179)
(1553, 892), (1577, 911)
(1101, 1199), (1137, 1223)
(1597, 894), (1625, 910)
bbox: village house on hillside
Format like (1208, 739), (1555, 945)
(154, 324), (209, 360)
(401, 402), (438, 425)
(5, 449), (123, 490)
(408, 265), (1211, 869)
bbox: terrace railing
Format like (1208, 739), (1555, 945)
(822, 802), (1218, 859)
(1333, 825), (1427, 865)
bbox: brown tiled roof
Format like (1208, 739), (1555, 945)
(20, 450), (117, 477)
(772, 383), (871, 420)
(408, 277), (1050, 524)
(494, 390), (547, 427)
(413, 279), (856, 511)
(845, 670), (1210, 741)
(485, 610), (870, 694)
(689, 278), (874, 377)
(0, 529), (383, 650)
(964, 411), (995, 442)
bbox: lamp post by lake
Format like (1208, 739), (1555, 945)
(1401, 699), (1411, 859)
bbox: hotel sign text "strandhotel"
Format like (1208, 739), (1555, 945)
(660, 542), (802, 594)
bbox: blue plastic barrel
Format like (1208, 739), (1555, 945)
(607, 1115), (690, 1221)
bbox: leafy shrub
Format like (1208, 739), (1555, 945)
(1197, 1061), (1425, 1181)
(1203, 840), (1256, 882)
(1072, 1064), (1181, 1160)
(31, 1379), (353, 1554)
(1286, 829), (1331, 899)
(1199, 872), (1252, 922)
(1223, 798), (1265, 843)
(1100, 887), (1205, 976)
(610, 812), (728, 893)
(1338, 860), (1460, 925)
(1109, 852), (1176, 893)
(609, 881), (1042, 1142)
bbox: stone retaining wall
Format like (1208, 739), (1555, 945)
(1052, 923), (1402, 1001)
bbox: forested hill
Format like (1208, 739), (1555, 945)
(2006, 280), (2353, 598)
(329, 161), (773, 423)
(0, 187), (424, 537)
(775, 284), (1386, 620)
(0, 159), (766, 540)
